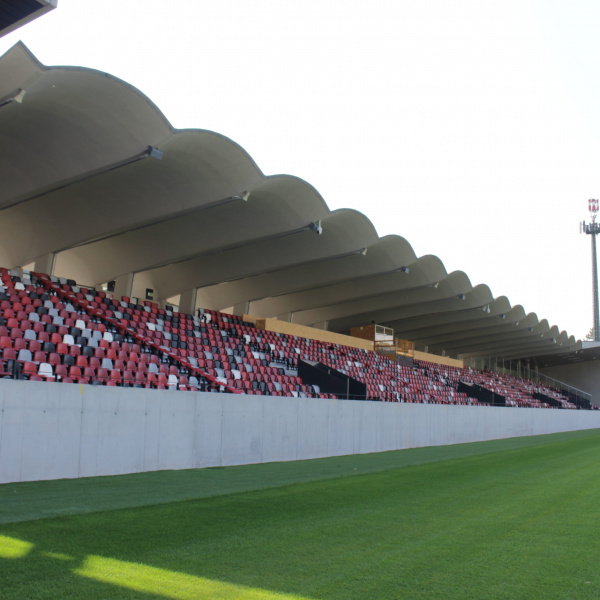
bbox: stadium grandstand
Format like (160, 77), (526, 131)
(1, 36), (600, 484)
(4, 9), (600, 600)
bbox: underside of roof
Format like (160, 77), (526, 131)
(0, 42), (582, 363)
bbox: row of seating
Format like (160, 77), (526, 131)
(0, 272), (218, 392)
(2, 271), (331, 397)
(0, 267), (592, 408)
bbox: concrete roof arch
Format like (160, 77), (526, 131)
(244, 253), (446, 321)
(423, 306), (534, 352)
(0, 42), (583, 362)
(321, 272), (482, 332)
(0, 42), (173, 205)
(167, 232), (423, 309)
(53, 173), (332, 286)
(388, 295), (516, 337)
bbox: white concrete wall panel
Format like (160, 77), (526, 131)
(420, 404), (438, 448)
(220, 393), (264, 466)
(92, 387), (146, 477)
(141, 394), (163, 473)
(376, 402), (398, 453)
(2, 379), (600, 483)
(193, 394), (224, 468)
(296, 398), (329, 459)
(327, 400), (355, 458)
(21, 385), (81, 481)
(355, 401), (378, 455)
(260, 396), (299, 464)
(78, 391), (100, 478)
(397, 402), (415, 450)
(445, 404), (461, 446)
(480, 406), (498, 440)
(156, 392), (196, 471)
(0, 381), (29, 483)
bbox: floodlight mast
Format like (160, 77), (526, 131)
(581, 198), (600, 341)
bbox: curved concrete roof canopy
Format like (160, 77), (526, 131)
(0, 42), (581, 361)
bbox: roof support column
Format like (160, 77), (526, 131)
(178, 288), (198, 316)
(277, 312), (293, 323)
(33, 253), (55, 276)
(312, 320), (329, 331)
(113, 273), (134, 302)
(232, 301), (249, 318)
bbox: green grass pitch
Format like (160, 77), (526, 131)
(1, 429), (599, 599)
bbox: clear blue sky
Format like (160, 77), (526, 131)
(2, 0), (599, 340)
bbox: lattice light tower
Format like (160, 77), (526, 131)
(581, 198), (600, 341)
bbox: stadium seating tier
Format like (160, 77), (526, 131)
(0, 267), (589, 410)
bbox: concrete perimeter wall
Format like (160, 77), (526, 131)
(2, 379), (600, 484)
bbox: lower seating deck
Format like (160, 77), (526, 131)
(0, 267), (592, 410)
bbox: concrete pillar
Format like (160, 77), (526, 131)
(179, 288), (198, 315)
(312, 320), (329, 331)
(277, 312), (293, 323)
(33, 253), (55, 276)
(113, 273), (134, 301)
(232, 301), (250, 317)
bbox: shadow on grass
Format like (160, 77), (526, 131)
(0, 533), (313, 599)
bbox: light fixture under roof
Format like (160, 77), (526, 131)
(308, 221), (323, 235)
(0, 88), (25, 108)
(146, 145), (163, 160)
(231, 190), (250, 202)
